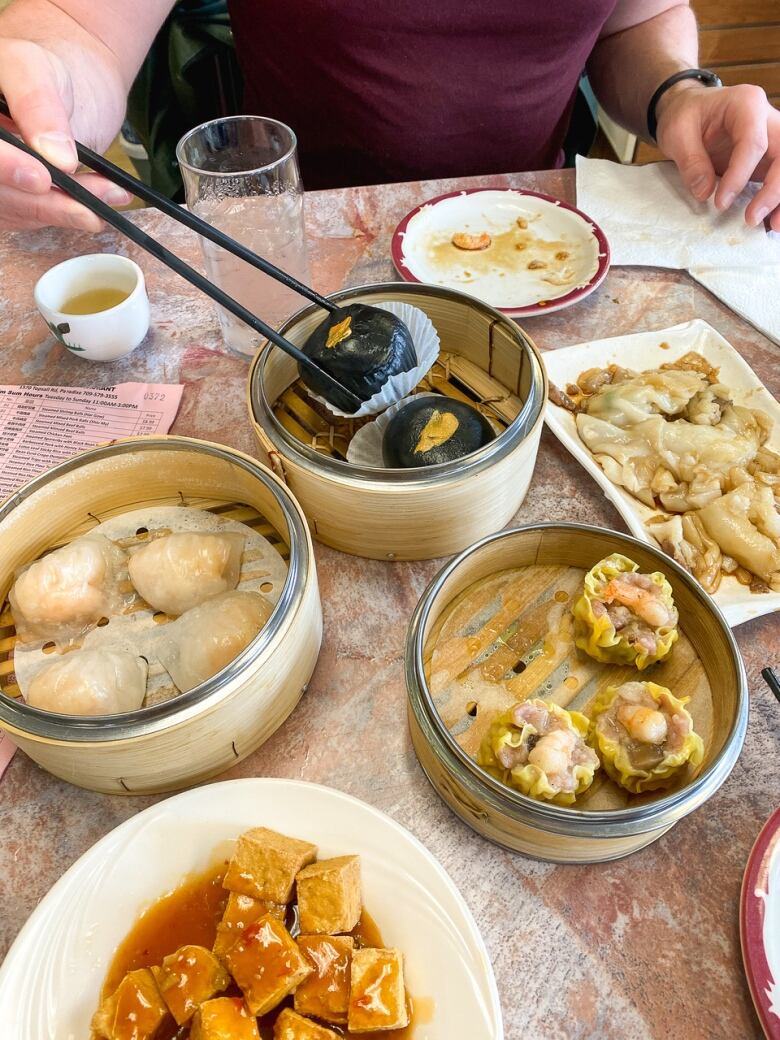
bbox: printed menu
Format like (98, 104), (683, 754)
(0, 382), (183, 499)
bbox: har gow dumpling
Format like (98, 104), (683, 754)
(26, 648), (147, 716)
(153, 590), (273, 693)
(128, 531), (245, 616)
(9, 534), (127, 646)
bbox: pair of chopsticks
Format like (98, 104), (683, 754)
(762, 668), (780, 705)
(0, 97), (362, 412)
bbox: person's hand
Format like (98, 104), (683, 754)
(655, 81), (780, 231)
(0, 38), (132, 232)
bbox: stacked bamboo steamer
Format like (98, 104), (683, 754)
(0, 437), (322, 795)
(249, 282), (547, 561)
(406, 523), (748, 863)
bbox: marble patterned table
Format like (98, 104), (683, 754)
(0, 168), (778, 1040)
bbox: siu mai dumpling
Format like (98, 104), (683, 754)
(9, 534), (127, 646)
(477, 698), (599, 806)
(573, 553), (678, 670)
(26, 648), (147, 716)
(590, 681), (704, 793)
(153, 591), (273, 693)
(129, 531), (245, 616)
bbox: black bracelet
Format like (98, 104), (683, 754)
(647, 68), (723, 141)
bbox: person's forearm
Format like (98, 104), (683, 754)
(588, 3), (699, 141)
(0, 0), (173, 148)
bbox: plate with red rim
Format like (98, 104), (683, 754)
(741, 805), (780, 1039)
(0, 778), (503, 1039)
(391, 187), (610, 317)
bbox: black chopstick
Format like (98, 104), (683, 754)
(0, 96), (337, 316)
(762, 667), (780, 705)
(0, 126), (362, 411)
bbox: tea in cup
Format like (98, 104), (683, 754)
(34, 254), (150, 362)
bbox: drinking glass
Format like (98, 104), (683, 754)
(176, 116), (310, 356)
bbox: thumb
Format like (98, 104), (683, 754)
(657, 105), (717, 202)
(0, 39), (78, 172)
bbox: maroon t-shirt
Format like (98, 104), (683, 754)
(227, 1), (617, 189)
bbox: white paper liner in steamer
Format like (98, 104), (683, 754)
(14, 506), (288, 708)
(306, 301), (441, 418)
(346, 392), (441, 468)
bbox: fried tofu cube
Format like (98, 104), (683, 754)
(273, 1008), (340, 1040)
(294, 935), (353, 1024)
(348, 948), (409, 1033)
(213, 892), (287, 959)
(295, 856), (361, 934)
(155, 944), (230, 1025)
(223, 828), (317, 903)
(91, 968), (169, 1040)
(225, 914), (312, 1016)
(190, 997), (260, 1040)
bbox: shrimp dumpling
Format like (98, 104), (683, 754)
(477, 698), (599, 806)
(128, 531), (245, 616)
(26, 649), (147, 716)
(572, 553), (678, 670)
(9, 534), (127, 646)
(153, 591), (273, 693)
(590, 681), (704, 793)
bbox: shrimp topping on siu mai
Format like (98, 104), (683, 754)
(478, 698), (599, 805)
(600, 572), (676, 629)
(590, 681), (704, 793)
(573, 553), (679, 670)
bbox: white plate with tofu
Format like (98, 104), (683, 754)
(0, 778), (502, 1039)
(543, 319), (780, 627)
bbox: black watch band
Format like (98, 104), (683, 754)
(647, 68), (723, 141)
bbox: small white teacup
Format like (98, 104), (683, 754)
(34, 254), (151, 362)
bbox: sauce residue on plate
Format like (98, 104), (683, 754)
(99, 865), (420, 1039)
(426, 222), (577, 288)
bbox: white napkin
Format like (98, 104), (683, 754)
(576, 156), (780, 343)
(689, 264), (780, 343)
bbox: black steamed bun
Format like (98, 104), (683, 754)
(298, 304), (416, 412)
(382, 396), (496, 468)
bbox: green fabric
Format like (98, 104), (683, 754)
(126, 0), (241, 198)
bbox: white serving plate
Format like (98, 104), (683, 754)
(391, 188), (609, 316)
(543, 318), (780, 627)
(0, 778), (502, 1040)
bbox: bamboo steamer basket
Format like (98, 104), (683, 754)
(248, 282), (547, 560)
(0, 437), (322, 795)
(406, 523), (748, 863)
